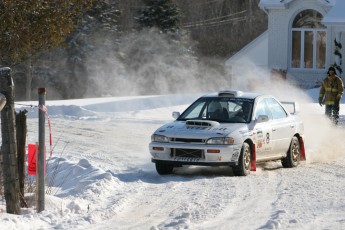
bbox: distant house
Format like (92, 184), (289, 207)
(226, 0), (344, 89)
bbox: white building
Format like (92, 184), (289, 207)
(226, 0), (345, 89)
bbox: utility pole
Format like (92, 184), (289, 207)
(0, 67), (20, 214)
(248, 0), (252, 32)
(37, 88), (46, 212)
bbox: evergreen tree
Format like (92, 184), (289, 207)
(64, 0), (121, 98)
(0, 0), (95, 66)
(136, 0), (180, 33)
(0, 0), (95, 100)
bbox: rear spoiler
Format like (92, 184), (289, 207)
(280, 101), (300, 115)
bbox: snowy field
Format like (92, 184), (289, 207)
(1, 87), (345, 230)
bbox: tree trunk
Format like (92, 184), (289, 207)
(25, 59), (33, 101)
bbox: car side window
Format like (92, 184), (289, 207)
(266, 98), (287, 119)
(255, 100), (271, 120)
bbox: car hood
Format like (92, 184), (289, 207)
(154, 120), (247, 138)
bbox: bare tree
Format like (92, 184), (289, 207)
(176, 0), (267, 58)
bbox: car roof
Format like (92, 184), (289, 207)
(202, 90), (263, 100)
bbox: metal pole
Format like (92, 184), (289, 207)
(37, 88), (46, 212)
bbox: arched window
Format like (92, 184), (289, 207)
(291, 10), (326, 70)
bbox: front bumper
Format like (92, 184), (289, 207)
(149, 142), (242, 166)
(152, 158), (238, 167)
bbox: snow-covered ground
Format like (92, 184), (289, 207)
(2, 86), (345, 230)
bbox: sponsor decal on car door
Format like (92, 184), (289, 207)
(255, 127), (273, 158)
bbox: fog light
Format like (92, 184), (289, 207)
(153, 147), (164, 151)
(207, 149), (220, 153)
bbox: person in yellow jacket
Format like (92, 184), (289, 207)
(319, 66), (344, 124)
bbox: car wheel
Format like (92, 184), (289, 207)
(155, 163), (174, 175)
(233, 142), (251, 176)
(282, 136), (300, 168)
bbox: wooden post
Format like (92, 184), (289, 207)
(16, 110), (28, 207)
(0, 67), (20, 214)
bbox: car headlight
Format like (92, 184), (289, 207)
(151, 134), (169, 142)
(206, 137), (234, 145)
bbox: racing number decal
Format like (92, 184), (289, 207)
(266, 133), (270, 144)
(256, 130), (264, 149)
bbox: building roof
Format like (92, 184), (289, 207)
(225, 31), (268, 67)
(259, 0), (295, 9)
(322, 0), (345, 29)
(259, 0), (335, 10)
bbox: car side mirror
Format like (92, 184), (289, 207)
(172, 111), (180, 119)
(256, 115), (269, 123)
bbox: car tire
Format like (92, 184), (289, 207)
(282, 136), (300, 168)
(233, 142), (251, 176)
(155, 163), (174, 175)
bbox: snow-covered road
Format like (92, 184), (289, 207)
(27, 115), (345, 230)
(73, 119), (345, 230)
(2, 89), (345, 229)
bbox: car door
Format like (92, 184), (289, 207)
(265, 98), (295, 156)
(252, 98), (274, 160)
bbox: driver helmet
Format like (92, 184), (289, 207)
(208, 101), (222, 113)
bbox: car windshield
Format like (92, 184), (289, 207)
(177, 97), (254, 123)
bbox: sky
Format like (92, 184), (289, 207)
(1, 86), (345, 230)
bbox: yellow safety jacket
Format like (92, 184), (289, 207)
(319, 75), (344, 105)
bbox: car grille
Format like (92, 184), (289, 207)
(172, 148), (204, 158)
(170, 138), (206, 143)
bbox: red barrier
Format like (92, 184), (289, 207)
(28, 144), (46, 175)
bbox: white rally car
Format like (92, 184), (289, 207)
(149, 90), (305, 176)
